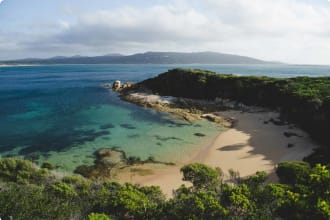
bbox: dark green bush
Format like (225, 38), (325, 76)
(180, 163), (220, 190)
(276, 161), (311, 185)
(1, 158), (330, 219)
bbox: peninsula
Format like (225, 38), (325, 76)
(111, 68), (328, 195)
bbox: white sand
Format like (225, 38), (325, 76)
(120, 110), (318, 197)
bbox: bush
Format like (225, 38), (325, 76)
(0, 157), (52, 184)
(41, 161), (55, 170)
(181, 163), (220, 190)
(276, 161), (311, 185)
(87, 213), (112, 220)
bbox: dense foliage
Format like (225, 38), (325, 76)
(1, 158), (330, 219)
(141, 68), (330, 160)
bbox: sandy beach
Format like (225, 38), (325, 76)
(119, 110), (318, 197)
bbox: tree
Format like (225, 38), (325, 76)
(167, 185), (228, 220)
(180, 163), (220, 190)
(108, 184), (159, 219)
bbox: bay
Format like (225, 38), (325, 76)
(0, 64), (329, 172)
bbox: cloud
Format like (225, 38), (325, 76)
(55, 6), (226, 44)
(1, 0), (330, 64)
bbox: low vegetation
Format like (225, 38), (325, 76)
(0, 158), (330, 219)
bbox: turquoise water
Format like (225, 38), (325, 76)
(0, 64), (329, 172)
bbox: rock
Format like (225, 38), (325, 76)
(194, 132), (206, 137)
(95, 148), (125, 164)
(201, 113), (224, 123)
(74, 165), (95, 178)
(112, 80), (121, 90)
(74, 148), (127, 179)
(283, 131), (302, 138)
(102, 83), (112, 89)
(75, 146), (176, 179)
(269, 118), (287, 126)
(287, 143), (295, 148)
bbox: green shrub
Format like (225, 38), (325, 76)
(181, 163), (220, 190)
(276, 161), (311, 185)
(0, 157), (52, 184)
(87, 212), (112, 220)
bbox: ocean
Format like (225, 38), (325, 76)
(0, 64), (329, 172)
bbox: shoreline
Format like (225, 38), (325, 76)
(116, 109), (318, 197)
(97, 87), (319, 196)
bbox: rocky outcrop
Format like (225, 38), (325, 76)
(74, 148), (174, 179)
(102, 81), (135, 91)
(112, 80), (121, 90)
(119, 91), (237, 127)
(74, 148), (126, 179)
(103, 79), (262, 128)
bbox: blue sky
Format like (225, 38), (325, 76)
(0, 0), (330, 64)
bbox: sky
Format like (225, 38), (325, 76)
(0, 0), (330, 64)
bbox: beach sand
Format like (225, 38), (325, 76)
(119, 110), (318, 197)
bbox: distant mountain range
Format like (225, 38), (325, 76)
(0, 52), (278, 65)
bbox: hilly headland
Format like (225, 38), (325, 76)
(111, 68), (328, 194)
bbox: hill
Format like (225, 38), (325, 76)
(0, 51), (274, 65)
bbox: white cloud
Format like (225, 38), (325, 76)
(1, 0), (330, 64)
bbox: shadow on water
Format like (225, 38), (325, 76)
(17, 128), (111, 155)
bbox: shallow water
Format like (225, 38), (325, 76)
(0, 64), (329, 172)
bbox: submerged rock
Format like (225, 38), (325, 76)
(194, 133), (206, 137)
(74, 148), (126, 179)
(99, 123), (115, 130)
(95, 148), (125, 165)
(120, 124), (137, 129)
(154, 135), (182, 141)
(74, 147), (175, 179)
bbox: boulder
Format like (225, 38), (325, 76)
(112, 80), (121, 90)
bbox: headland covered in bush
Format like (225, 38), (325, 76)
(140, 68), (330, 164)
